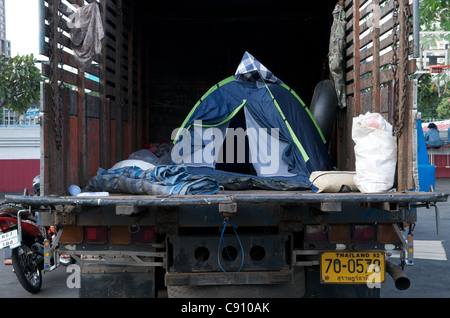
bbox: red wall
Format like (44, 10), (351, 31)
(0, 159), (40, 192)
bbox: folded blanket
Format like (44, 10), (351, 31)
(87, 165), (220, 195)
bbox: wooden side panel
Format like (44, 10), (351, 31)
(41, 0), (147, 195)
(87, 118), (100, 178)
(341, 0), (415, 190)
(69, 116), (79, 187)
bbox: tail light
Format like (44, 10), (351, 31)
(0, 219), (16, 232)
(353, 224), (375, 243)
(328, 224), (351, 243)
(304, 225), (327, 243)
(109, 226), (131, 245)
(60, 226), (84, 244)
(85, 226), (108, 244)
(133, 226), (155, 245)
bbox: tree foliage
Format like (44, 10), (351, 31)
(436, 93), (450, 119)
(417, 0), (450, 120)
(0, 53), (43, 115)
(417, 74), (439, 118)
(420, 0), (450, 31)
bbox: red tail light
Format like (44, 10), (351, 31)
(85, 226), (108, 244)
(353, 224), (375, 243)
(304, 225), (327, 243)
(0, 219), (16, 232)
(133, 226), (155, 245)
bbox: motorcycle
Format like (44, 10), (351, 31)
(0, 175), (72, 294)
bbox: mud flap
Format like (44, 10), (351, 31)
(79, 264), (156, 298)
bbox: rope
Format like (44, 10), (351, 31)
(217, 218), (244, 275)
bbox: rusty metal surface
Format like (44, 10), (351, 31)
(5, 190), (448, 207)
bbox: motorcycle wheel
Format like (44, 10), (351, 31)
(11, 241), (42, 294)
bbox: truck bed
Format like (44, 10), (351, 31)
(5, 190), (448, 207)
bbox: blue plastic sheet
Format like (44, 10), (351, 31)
(87, 165), (220, 195)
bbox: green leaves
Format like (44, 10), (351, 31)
(420, 0), (450, 31)
(436, 93), (450, 118)
(0, 53), (43, 115)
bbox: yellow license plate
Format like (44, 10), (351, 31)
(321, 251), (385, 284)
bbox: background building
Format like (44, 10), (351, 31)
(0, 0), (38, 192)
(416, 29), (450, 73)
(0, 0), (11, 58)
(0, 102), (40, 191)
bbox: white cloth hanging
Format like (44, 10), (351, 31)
(70, 2), (104, 72)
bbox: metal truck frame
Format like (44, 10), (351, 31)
(5, 0), (448, 298)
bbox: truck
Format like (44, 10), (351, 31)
(4, 0), (448, 298)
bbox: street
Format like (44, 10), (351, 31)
(381, 177), (450, 298)
(0, 179), (449, 298)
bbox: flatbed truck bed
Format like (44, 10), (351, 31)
(5, 190), (448, 207)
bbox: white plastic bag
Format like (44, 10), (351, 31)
(352, 112), (397, 193)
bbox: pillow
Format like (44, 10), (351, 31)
(309, 171), (359, 193)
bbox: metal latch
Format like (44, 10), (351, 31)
(116, 205), (146, 215)
(310, 202), (341, 212)
(53, 205), (77, 225)
(219, 203), (238, 218)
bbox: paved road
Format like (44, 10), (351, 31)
(0, 191), (79, 298)
(0, 180), (449, 298)
(381, 177), (450, 298)
(0, 261), (79, 298)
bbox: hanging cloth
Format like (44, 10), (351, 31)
(235, 51), (283, 88)
(70, 2), (105, 72)
(328, 1), (347, 108)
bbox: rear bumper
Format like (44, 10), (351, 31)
(165, 270), (293, 286)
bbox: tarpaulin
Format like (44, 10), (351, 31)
(86, 165), (220, 195)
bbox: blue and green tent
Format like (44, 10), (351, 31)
(171, 52), (333, 190)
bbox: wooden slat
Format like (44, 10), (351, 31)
(126, 4), (135, 159)
(74, 0), (87, 188)
(105, 33), (116, 52)
(42, 63), (100, 92)
(397, 0), (413, 191)
(105, 7), (117, 25)
(46, 0), (64, 195)
(353, 0), (361, 115)
(105, 83), (116, 97)
(115, 0), (124, 163)
(41, 82), (51, 195)
(87, 118), (100, 178)
(372, 0), (381, 113)
(137, 21), (143, 151)
(106, 0), (116, 12)
(99, 0), (108, 170)
(348, 59), (415, 95)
